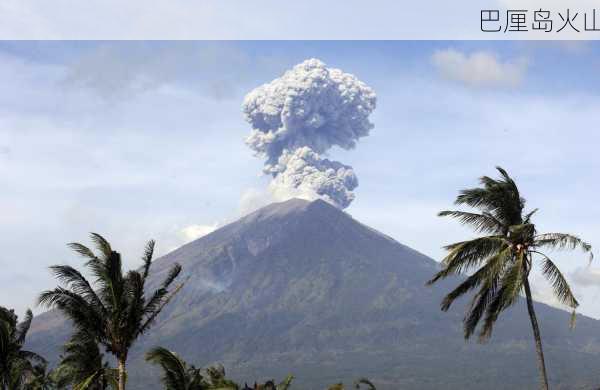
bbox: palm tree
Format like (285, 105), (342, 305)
(39, 233), (184, 390)
(145, 347), (238, 390)
(0, 307), (45, 390)
(427, 167), (592, 390)
(54, 330), (116, 390)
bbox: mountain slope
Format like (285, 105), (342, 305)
(27, 199), (600, 389)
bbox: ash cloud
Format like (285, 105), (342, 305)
(242, 58), (376, 208)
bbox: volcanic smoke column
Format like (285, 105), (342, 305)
(242, 59), (377, 209)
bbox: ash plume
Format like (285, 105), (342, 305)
(242, 58), (376, 209)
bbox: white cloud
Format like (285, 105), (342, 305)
(179, 223), (220, 241)
(571, 266), (600, 288)
(529, 280), (569, 310)
(431, 49), (528, 88)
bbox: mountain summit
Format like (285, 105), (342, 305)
(28, 199), (600, 389)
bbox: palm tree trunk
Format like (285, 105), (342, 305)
(117, 356), (127, 390)
(523, 277), (549, 390)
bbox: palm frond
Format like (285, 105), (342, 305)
(427, 236), (508, 284)
(49, 265), (106, 314)
(278, 374), (294, 390)
(18, 350), (46, 365)
(536, 251), (578, 308)
(354, 377), (376, 389)
(142, 240), (155, 280)
(464, 281), (497, 339)
(72, 369), (102, 390)
(38, 288), (104, 339)
(161, 264), (183, 290)
(138, 282), (185, 335)
(68, 242), (98, 261)
(15, 309), (32, 345)
(440, 247), (510, 311)
(102, 250), (125, 312)
(454, 167), (524, 228)
(480, 253), (525, 340)
(438, 210), (504, 234)
(145, 347), (188, 390)
(534, 233), (593, 261)
(125, 271), (145, 344)
(90, 233), (113, 260)
(523, 208), (538, 223)
(142, 265), (183, 319)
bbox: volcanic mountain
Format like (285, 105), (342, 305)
(27, 199), (600, 389)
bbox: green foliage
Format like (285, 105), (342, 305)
(276, 375), (294, 390)
(204, 365), (238, 390)
(53, 330), (116, 390)
(145, 347), (203, 390)
(0, 306), (46, 390)
(145, 349), (296, 390)
(39, 233), (184, 390)
(239, 376), (293, 390)
(22, 362), (58, 390)
(145, 347), (238, 390)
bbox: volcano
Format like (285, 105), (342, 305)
(27, 199), (600, 389)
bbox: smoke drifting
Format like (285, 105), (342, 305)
(242, 58), (376, 209)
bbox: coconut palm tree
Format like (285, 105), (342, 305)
(39, 233), (183, 390)
(427, 167), (593, 390)
(0, 307), (45, 390)
(145, 347), (238, 390)
(53, 330), (116, 390)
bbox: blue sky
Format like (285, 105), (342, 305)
(1, 41), (600, 321)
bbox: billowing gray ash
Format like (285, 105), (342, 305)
(242, 58), (376, 209)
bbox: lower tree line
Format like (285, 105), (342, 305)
(0, 305), (374, 390)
